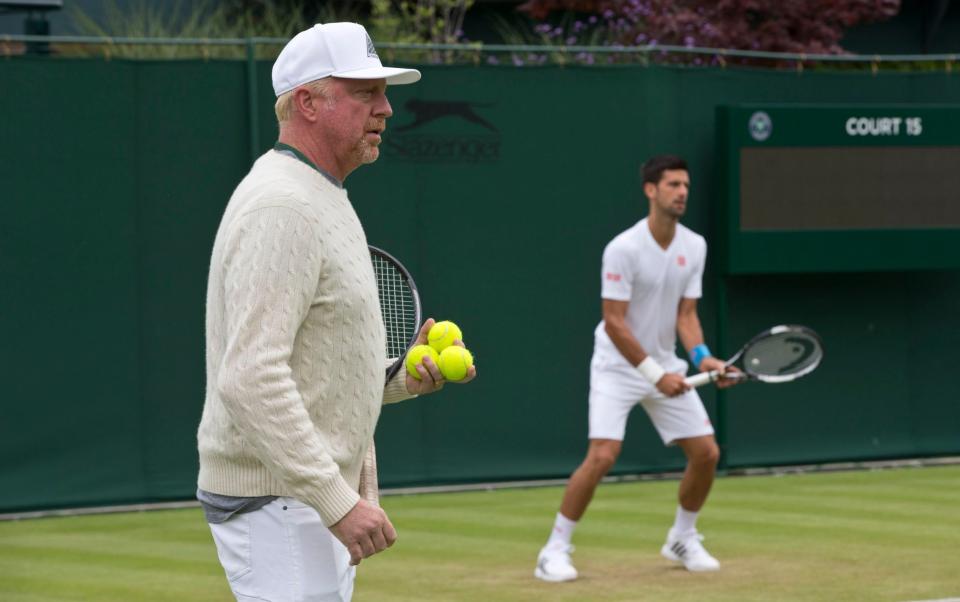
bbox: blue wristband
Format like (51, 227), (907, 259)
(690, 344), (712, 369)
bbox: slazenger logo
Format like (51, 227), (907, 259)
(396, 100), (497, 133)
(748, 111), (772, 142)
(386, 99), (500, 163)
(605, 272), (622, 281)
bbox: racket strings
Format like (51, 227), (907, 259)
(372, 254), (417, 360)
(744, 331), (822, 380)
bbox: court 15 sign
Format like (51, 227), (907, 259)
(718, 105), (960, 274)
(844, 116), (922, 137)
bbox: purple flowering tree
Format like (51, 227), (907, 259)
(515, 0), (901, 64)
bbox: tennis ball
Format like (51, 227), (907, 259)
(438, 346), (474, 382)
(405, 344), (440, 380)
(428, 320), (463, 352)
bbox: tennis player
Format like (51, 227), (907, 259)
(535, 155), (738, 582)
(196, 23), (474, 602)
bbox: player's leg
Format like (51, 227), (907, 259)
(535, 388), (634, 583)
(638, 388), (722, 571)
(536, 439), (624, 583)
(660, 434), (722, 570)
(558, 438), (622, 521)
(675, 434), (720, 514)
(209, 497), (355, 601)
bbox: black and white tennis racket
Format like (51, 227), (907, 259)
(685, 325), (823, 387)
(369, 245), (422, 384)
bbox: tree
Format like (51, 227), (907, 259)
(516, 0), (901, 55)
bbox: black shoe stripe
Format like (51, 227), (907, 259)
(672, 542), (687, 557)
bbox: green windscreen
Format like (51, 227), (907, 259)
(2, 60), (959, 513)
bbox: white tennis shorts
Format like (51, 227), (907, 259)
(209, 497), (355, 602)
(589, 353), (714, 444)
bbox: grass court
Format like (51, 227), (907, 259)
(1, 464), (957, 602)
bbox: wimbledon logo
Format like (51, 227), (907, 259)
(748, 111), (772, 142)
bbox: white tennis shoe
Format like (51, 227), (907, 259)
(661, 528), (720, 572)
(534, 544), (578, 582)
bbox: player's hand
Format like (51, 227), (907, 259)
(329, 499), (398, 566)
(715, 365), (742, 388)
(699, 357), (741, 389)
(405, 319), (477, 394)
(656, 373), (690, 397)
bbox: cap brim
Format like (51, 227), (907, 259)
(333, 66), (422, 85)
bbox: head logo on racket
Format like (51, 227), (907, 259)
(686, 325), (823, 387)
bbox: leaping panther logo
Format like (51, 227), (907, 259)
(396, 99), (497, 133)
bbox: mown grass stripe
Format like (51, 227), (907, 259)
(0, 465), (956, 602)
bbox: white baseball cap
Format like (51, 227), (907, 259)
(272, 23), (422, 96)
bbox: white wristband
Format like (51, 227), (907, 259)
(636, 356), (665, 385)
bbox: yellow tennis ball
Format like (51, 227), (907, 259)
(438, 346), (474, 382)
(428, 320), (463, 352)
(405, 344), (440, 380)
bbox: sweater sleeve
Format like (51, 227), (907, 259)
(216, 203), (359, 526)
(382, 368), (414, 405)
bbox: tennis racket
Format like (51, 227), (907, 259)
(369, 245), (422, 384)
(685, 325), (823, 387)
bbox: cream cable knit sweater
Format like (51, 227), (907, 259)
(197, 150), (409, 526)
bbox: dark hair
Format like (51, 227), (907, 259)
(641, 155), (688, 185)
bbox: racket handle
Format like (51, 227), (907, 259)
(684, 370), (720, 388)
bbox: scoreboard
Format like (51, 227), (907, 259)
(718, 105), (960, 273)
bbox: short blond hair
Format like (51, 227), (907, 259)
(275, 78), (334, 123)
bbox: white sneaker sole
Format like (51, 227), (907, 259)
(534, 567), (577, 582)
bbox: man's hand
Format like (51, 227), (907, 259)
(329, 499), (397, 566)
(656, 373), (690, 397)
(405, 318), (477, 394)
(699, 357), (741, 389)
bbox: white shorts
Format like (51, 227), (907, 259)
(589, 354), (714, 445)
(209, 497), (355, 602)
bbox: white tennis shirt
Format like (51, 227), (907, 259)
(593, 218), (706, 374)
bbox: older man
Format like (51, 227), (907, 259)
(196, 23), (475, 602)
